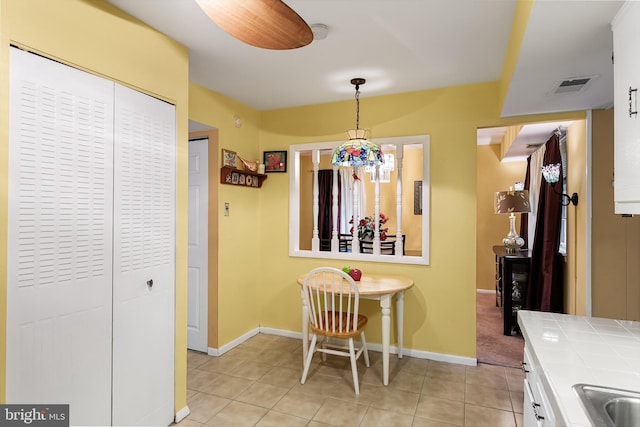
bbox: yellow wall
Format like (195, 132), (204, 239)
(592, 109), (640, 320)
(256, 82), (528, 358)
(476, 145), (527, 291)
(499, 0), (534, 110)
(188, 83), (264, 346)
(565, 120), (588, 315)
(0, 0), (190, 411)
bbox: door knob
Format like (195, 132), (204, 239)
(146, 279), (153, 288)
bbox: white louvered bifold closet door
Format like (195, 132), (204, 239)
(7, 47), (114, 425)
(112, 84), (175, 426)
(7, 47), (176, 427)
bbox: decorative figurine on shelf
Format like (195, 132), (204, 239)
(238, 156), (259, 172)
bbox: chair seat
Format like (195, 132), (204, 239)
(309, 312), (368, 338)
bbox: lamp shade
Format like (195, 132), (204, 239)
(495, 190), (531, 214)
(330, 132), (384, 167)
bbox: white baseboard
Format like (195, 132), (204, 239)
(476, 289), (496, 294)
(175, 405), (190, 423)
(256, 326), (477, 367)
(207, 327), (260, 356)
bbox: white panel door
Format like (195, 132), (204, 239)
(7, 47), (114, 426)
(112, 84), (176, 426)
(188, 138), (209, 352)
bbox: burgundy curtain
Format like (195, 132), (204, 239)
(526, 133), (564, 312)
(318, 170), (341, 249)
(519, 157), (531, 248)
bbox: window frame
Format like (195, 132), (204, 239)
(288, 134), (430, 265)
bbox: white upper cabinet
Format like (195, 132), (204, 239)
(613, 1), (640, 214)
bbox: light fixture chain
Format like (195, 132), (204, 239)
(355, 84), (360, 130)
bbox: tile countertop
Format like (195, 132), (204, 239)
(518, 310), (640, 426)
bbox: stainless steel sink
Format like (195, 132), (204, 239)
(573, 384), (640, 427)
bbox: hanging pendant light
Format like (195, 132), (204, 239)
(331, 78), (384, 167)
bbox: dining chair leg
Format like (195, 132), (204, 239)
(301, 334), (317, 385)
(360, 332), (370, 367)
(348, 338), (360, 395)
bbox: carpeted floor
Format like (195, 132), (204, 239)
(476, 291), (524, 368)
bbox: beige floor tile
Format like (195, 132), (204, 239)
(222, 344), (263, 360)
(259, 348), (297, 366)
(395, 356), (430, 376)
(234, 381), (290, 409)
(199, 373), (253, 399)
(205, 401), (268, 426)
(273, 350), (305, 368)
(173, 417), (203, 426)
(370, 388), (420, 415)
(187, 369), (220, 393)
(258, 365), (303, 388)
(273, 389), (325, 419)
(359, 407), (414, 427)
(297, 371), (355, 398)
(425, 362), (466, 383)
(239, 333), (279, 349)
(360, 363), (385, 385)
(312, 397), (368, 426)
(187, 351), (210, 369)
(411, 417), (461, 427)
(185, 392), (231, 423)
(197, 355), (246, 374)
(514, 411), (524, 427)
(506, 373), (525, 393)
(421, 377), (465, 402)
(388, 369), (426, 393)
(463, 404), (516, 427)
(254, 410), (309, 427)
(226, 360), (274, 380)
(465, 369), (508, 390)
(465, 383), (513, 411)
(183, 334), (523, 427)
(415, 396), (464, 426)
(510, 390), (524, 414)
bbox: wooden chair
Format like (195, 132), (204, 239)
(300, 267), (370, 394)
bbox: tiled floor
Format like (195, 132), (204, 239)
(176, 334), (525, 427)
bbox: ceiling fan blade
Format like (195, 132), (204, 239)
(195, 0), (313, 50)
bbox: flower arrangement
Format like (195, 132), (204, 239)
(350, 213), (389, 241)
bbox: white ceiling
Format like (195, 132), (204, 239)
(106, 0), (624, 155)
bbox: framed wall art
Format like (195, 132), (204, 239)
(222, 148), (237, 168)
(264, 150), (287, 173)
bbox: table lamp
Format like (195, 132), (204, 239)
(495, 189), (531, 253)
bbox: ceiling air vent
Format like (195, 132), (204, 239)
(552, 76), (597, 94)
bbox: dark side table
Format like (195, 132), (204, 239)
(493, 245), (531, 336)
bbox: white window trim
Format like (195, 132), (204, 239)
(288, 135), (430, 265)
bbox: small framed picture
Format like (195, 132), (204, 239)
(264, 150), (287, 173)
(222, 148), (237, 168)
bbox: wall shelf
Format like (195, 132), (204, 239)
(220, 167), (267, 188)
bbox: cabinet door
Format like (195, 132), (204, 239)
(112, 84), (176, 426)
(7, 47), (114, 426)
(613, 1), (640, 213)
